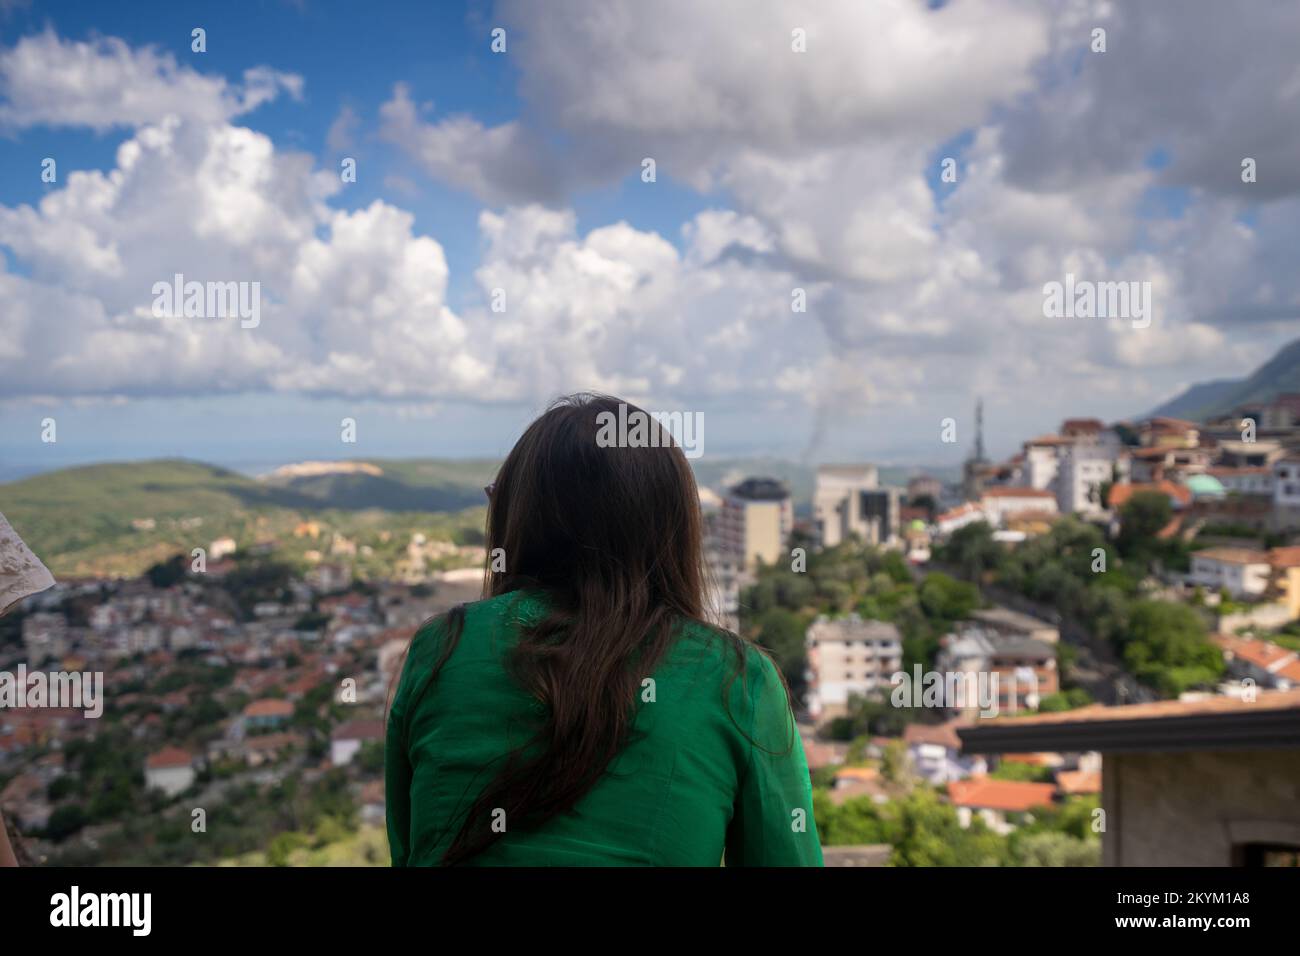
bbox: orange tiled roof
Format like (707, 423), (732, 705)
(1269, 547), (1300, 569)
(244, 698), (294, 718)
(947, 777), (1056, 812)
(1056, 769), (1101, 795)
(1193, 547), (1271, 566)
(146, 745), (194, 769)
(1109, 481), (1193, 508)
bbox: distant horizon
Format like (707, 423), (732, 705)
(0, 450), (966, 486)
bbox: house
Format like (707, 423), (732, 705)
(1276, 458), (1300, 522)
(945, 777), (1057, 834)
(903, 721), (986, 785)
(978, 487), (1059, 527)
(145, 746), (196, 797)
(1138, 417), (1200, 449)
(1207, 465), (1273, 496)
(1107, 480), (1192, 512)
(242, 731), (306, 767)
(243, 698), (294, 730)
(330, 719), (385, 766)
(1127, 445), (1211, 483)
(1189, 548), (1272, 597)
(958, 690), (1300, 865)
(1055, 768), (1102, 796)
(1214, 635), (1300, 690)
(805, 615), (903, 721)
(935, 628), (1058, 718)
(827, 766), (891, 805)
(934, 502), (985, 536)
(968, 607), (1059, 645)
(1270, 547), (1300, 619)
(208, 537), (237, 560)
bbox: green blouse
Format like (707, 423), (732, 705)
(385, 589), (823, 866)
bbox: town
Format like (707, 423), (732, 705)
(2, 393), (1300, 866)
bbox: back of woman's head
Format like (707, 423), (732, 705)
(486, 392), (705, 618)
(432, 393), (730, 865)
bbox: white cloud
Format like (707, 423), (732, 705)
(0, 30), (301, 131)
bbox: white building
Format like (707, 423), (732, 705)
(1189, 548), (1272, 597)
(704, 546), (749, 633)
(903, 722), (987, 785)
(805, 615), (902, 720)
(330, 720), (385, 767)
(1275, 458), (1300, 510)
(1208, 466), (1273, 496)
(145, 747), (196, 798)
(979, 487), (1059, 527)
(1022, 436), (1067, 490)
(1056, 440), (1119, 516)
(934, 502), (986, 537)
(811, 468), (883, 548)
(209, 536), (238, 560)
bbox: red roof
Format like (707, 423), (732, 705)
(947, 777), (1056, 812)
(1056, 769), (1101, 795)
(1108, 481), (1192, 508)
(1269, 547), (1300, 569)
(331, 720), (385, 742)
(146, 746), (194, 770)
(903, 721), (964, 750)
(244, 698), (294, 718)
(981, 487), (1055, 499)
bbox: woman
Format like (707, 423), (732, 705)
(386, 394), (821, 866)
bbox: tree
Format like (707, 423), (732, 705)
(1121, 600), (1223, 695)
(918, 573), (979, 622)
(1012, 831), (1100, 866)
(942, 521), (1001, 580)
(1117, 490), (1173, 564)
(886, 790), (1007, 867)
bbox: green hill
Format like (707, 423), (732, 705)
(0, 458), (492, 577)
(1149, 337), (1300, 421)
(0, 455), (956, 577)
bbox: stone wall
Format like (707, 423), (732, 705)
(1104, 749), (1300, 865)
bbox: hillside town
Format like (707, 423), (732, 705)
(702, 391), (1300, 866)
(2, 394), (1300, 866)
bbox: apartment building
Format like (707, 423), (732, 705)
(1189, 548), (1273, 597)
(935, 627), (1058, 718)
(717, 477), (793, 571)
(813, 465), (900, 548)
(979, 487), (1059, 526)
(805, 614), (903, 721)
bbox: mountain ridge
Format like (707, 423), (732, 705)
(1148, 337), (1300, 421)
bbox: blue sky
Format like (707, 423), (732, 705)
(2, 1), (1299, 480)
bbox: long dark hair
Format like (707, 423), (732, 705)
(416, 393), (745, 865)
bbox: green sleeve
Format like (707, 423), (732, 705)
(385, 621), (442, 867)
(385, 698), (412, 867)
(725, 649), (824, 867)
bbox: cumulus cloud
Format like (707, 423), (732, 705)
(6, 6), (1300, 457)
(0, 30), (301, 131)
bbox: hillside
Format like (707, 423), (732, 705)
(0, 455), (955, 576)
(1149, 337), (1300, 421)
(0, 458), (490, 577)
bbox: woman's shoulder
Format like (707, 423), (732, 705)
(668, 618), (784, 694)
